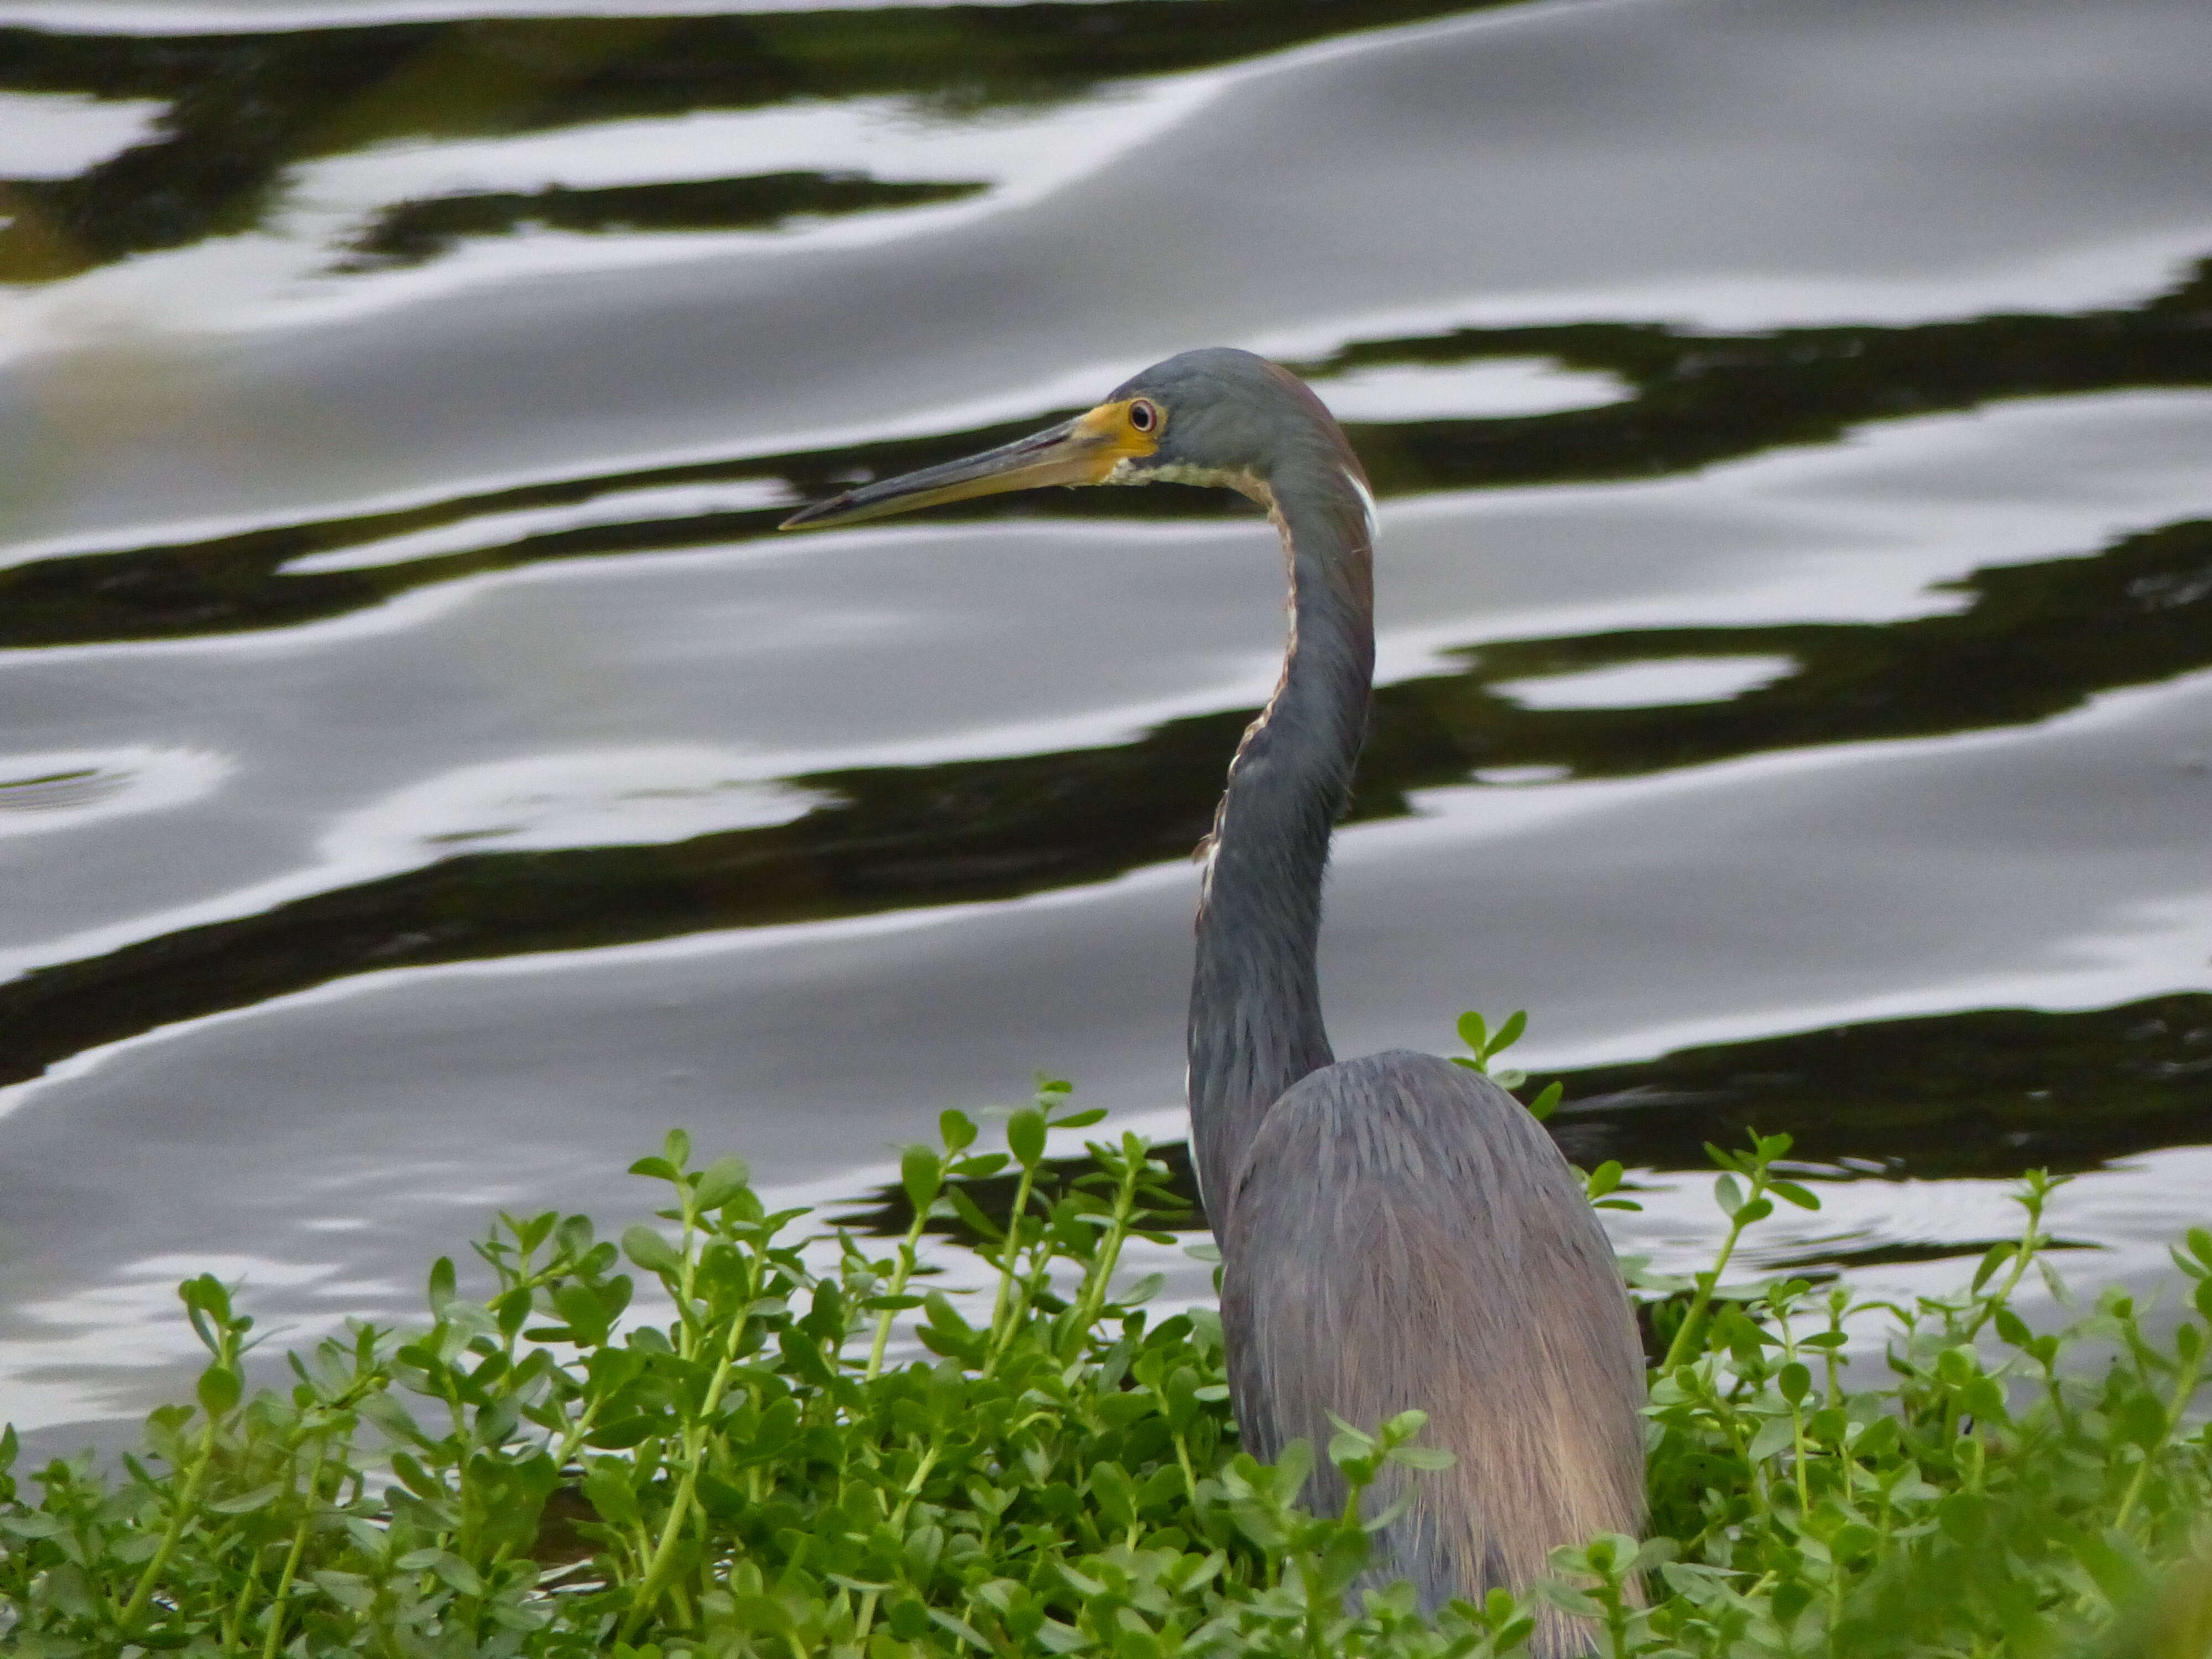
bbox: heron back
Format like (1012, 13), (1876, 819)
(1220, 1048), (1646, 1653)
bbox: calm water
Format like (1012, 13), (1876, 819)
(2, 0), (2210, 1448)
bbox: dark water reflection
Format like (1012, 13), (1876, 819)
(0, 0), (1498, 281)
(336, 173), (993, 270)
(838, 993), (2212, 1239)
(6, 509), (2209, 1088)
(2, 0), (2210, 1442)
(7, 259), (2209, 648)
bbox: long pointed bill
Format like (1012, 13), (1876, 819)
(779, 401), (1154, 531)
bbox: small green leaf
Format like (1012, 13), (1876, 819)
(1746, 1414), (1796, 1461)
(359, 1390), (435, 1448)
(430, 1552), (486, 1597)
(946, 1185), (1004, 1244)
(622, 1224), (682, 1275)
(929, 1608), (993, 1651)
(924, 1290), (975, 1335)
(197, 1363), (242, 1417)
(1089, 1460), (1137, 1530)
(731, 1592), (795, 1633)
(582, 1461), (641, 1527)
(1113, 1272), (1166, 1307)
(1034, 1617), (1094, 1653)
(692, 1155), (750, 1211)
(1972, 1240), (2014, 1291)
(901, 1145), (943, 1216)
(1008, 1108), (1047, 1166)
(1541, 1583), (1604, 1618)
(1387, 1445), (1457, 1471)
(552, 1283), (611, 1347)
(312, 1569), (377, 1613)
(1851, 1416), (1901, 1460)
(2118, 1390), (2167, 1451)
(208, 1482), (284, 1514)
(888, 1598), (933, 1641)
(495, 1285), (534, 1339)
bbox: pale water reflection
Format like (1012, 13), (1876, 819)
(1313, 358), (1632, 421)
(0, 91), (166, 178)
(0, 747), (233, 838)
(1491, 656), (1796, 711)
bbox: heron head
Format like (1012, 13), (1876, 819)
(780, 347), (1352, 530)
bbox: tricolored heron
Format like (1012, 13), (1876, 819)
(784, 348), (1645, 1646)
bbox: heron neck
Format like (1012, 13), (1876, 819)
(1186, 477), (1376, 1228)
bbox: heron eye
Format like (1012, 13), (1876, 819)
(1128, 398), (1160, 434)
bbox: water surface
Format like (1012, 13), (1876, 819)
(2, 0), (2209, 1446)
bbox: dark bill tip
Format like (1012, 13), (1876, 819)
(778, 494), (858, 531)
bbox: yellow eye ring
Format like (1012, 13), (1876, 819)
(1128, 398), (1161, 434)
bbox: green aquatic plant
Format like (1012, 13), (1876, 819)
(1, 1047), (2208, 1657)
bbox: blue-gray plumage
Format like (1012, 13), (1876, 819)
(1224, 1051), (1645, 1650)
(785, 348), (1646, 1650)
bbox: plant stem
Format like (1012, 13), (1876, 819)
(982, 1161), (1041, 1376)
(1661, 1204), (1757, 1373)
(1963, 1187), (2045, 1342)
(122, 1408), (220, 1631)
(220, 1554), (258, 1655)
(260, 1438), (330, 1659)
(2115, 1339), (2205, 1528)
(867, 1211), (931, 1381)
(1172, 1431), (1198, 1503)
(1067, 1154), (1142, 1343)
(1790, 1403), (1812, 1516)
(674, 1190), (705, 1359)
(622, 1278), (747, 1639)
